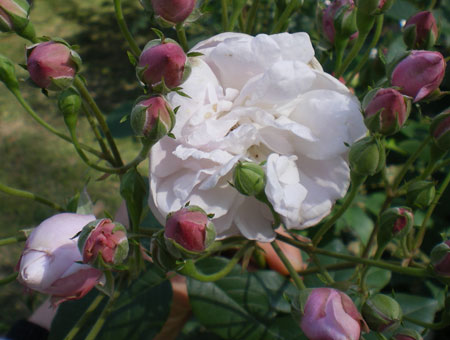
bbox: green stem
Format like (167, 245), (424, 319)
(0, 234), (27, 246)
(270, 0), (301, 34)
(312, 173), (366, 246)
(245, 0), (260, 34)
(0, 182), (66, 212)
(221, 0), (229, 31)
(414, 169), (450, 251)
(297, 262), (356, 276)
(276, 234), (431, 278)
(176, 23), (189, 52)
(334, 38), (349, 74)
(346, 15), (384, 84)
(0, 272), (18, 285)
(74, 76), (123, 166)
(178, 243), (253, 281)
(11, 89), (104, 159)
(64, 294), (105, 340)
(113, 0), (141, 57)
(84, 291), (120, 340)
(403, 316), (449, 330)
(271, 241), (305, 289)
(309, 252), (335, 284)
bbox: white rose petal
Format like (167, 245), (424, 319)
(149, 32), (366, 242)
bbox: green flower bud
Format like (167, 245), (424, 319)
(362, 294), (402, 333)
(430, 240), (450, 277)
(0, 53), (19, 91)
(392, 328), (423, 340)
(378, 207), (414, 248)
(233, 161), (266, 199)
(406, 181), (435, 209)
(430, 110), (450, 151)
(58, 87), (81, 130)
(0, 0), (35, 40)
(349, 136), (385, 176)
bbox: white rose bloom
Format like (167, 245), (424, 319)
(149, 32), (366, 242)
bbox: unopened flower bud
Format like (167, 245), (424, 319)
(430, 110), (450, 150)
(151, 0), (196, 24)
(130, 96), (175, 142)
(16, 213), (104, 305)
(349, 136), (385, 176)
(403, 11), (438, 50)
(298, 288), (368, 340)
(321, 0), (358, 45)
(363, 88), (410, 135)
(58, 87), (81, 130)
(164, 206), (216, 258)
(233, 161), (266, 199)
(392, 328), (423, 340)
(406, 181), (435, 209)
(0, 53), (19, 91)
(0, 0), (34, 39)
(78, 218), (129, 266)
(26, 41), (81, 90)
(362, 294), (402, 332)
(378, 207), (414, 248)
(137, 39), (190, 89)
(391, 50), (446, 102)
(430, 240), (450, 277)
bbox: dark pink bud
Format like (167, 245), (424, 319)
(322, 0), (357, 44)
(151, 0), (196, 24)
(165, 206), (215, 254)
(137, 40), (188, 89)
(300, 288), (368, 340)
(26, 41), (81, 90)
(393, 329), (423, 340)
(391, 50), (446, 102)
(404, 11), (438, 49)
(431, 240), (450, 277)
(78, 219), (128, 266)
(364, 88), (410, 135)
(430, 110), (450, 150)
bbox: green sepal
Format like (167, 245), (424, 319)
(58, 87), (81, 130)
(403, 23), (417, 50)
(406, 181), (435, 209)
(361, 294), (403, 333)
(0, 54), (19, 92)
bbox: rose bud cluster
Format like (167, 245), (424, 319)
(233, 161), (266, 199)
(164, 205), (216, 259)
(430, 240), (450, 277)
(363, 88), (411, 135)
(0, 0), (34, 39)
(321, 0), (358, 45)
(78, 218), (129, 267)
(26, 41), (81, 91)
(137, 38), (190, 90)
(393, 328), (423, 340)
(151, 0), (196, 25)
(403, 11), (438, 50)
(378, 207), (414, 249)
(130, 95), (175, 143)
(391, 50), (446, 102)
(297, 288), (368, 340)
(16, 213), (104, 305)
(430, 110), (450, 151)
(349, 136), (385, 176)
(361, 294), (402, 333)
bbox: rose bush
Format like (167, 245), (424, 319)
(149, 32), (366, 242)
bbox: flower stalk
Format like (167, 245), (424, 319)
(270, 240), (306, 289)
(113, 0), (141, 57)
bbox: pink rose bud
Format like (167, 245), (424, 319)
(137, 39), (190, 89)
(0, 0), (28, 32)
(430, 240), (450, 277)
(430, 110), (450, 150)
(378, 207), (414, 249)
(321, 0), (357, 44)
(151, 0), (196, 24)
(403, 11), (438, 50)
(391, 50), (446, 102)
(26, 41), (81, 90)
(130, 95), (175, 142)
(363, 88), (410, 135)
(393, 328), (423, 340)
(164, 205), (216, 257)
(299, 288), (368, 340)
(78, 218), (129, 266)
(16, 213), (104, 305)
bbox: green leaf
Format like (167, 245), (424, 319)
(385, 0), (418, 20)
(395, 293), (439, 333)
(49, 264), (170, 340)
(365, 267), (391, 294)
(336, 205), (374, 245)
(187, 257), (301, 340)
(120, 169), (147, 229)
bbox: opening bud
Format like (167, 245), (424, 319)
(78, 219), (129, 267)
(378, 207), (414, 248)
(391, 50), (446, 103)
(233, 161), (266, 199)
(361, 294), (402, 333)
(349, 136), (385, 176)
(26, 40), (81, 91)
(137, 38), (190, 90)
(150, 0), (196, 25)
(392, 328), (423, 340)
(363, 88), (410, 135)
(406, 180), (435, 209)
(164, 205), (216, 259)
(403, 11), (438, 50)
(430, 110), (450, 151)
(430, 240), (450, 277)
(321, 0), (358, 45)
(130, 95), (175, 142)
